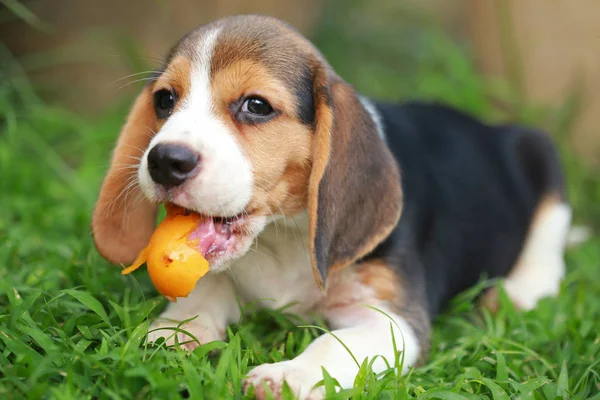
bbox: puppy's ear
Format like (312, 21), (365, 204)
(308, 66), (403, 289)
(92, 88), (158, 265)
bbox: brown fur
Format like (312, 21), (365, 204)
(308, 75), (403, 289)
(357, 259), (430, 361)
(357, 260), (403, 302)
(209, 15), (313, 81)
(154, 56), (192, 113)
(210, 59), (313, 217)
(211, 60), (298, 116)
(307, 69), (335, 289)
(93, 16), (404, 294)
(92, 88), (158, 264)
(92, 57), (193, 265)
(323, 259), (431, 363)
(92, 55), (196, 265)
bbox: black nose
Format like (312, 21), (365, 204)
(147, 143), (199, 187)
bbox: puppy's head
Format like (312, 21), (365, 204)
(92, 15), (402, 288)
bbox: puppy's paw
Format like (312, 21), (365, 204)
(146, 314), (223, 351)
(244, 361), (325, 400)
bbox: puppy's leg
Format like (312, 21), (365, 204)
(244, 262), (429, 400)
(482, 196), (571, 311)
(147, 273), (239, 351)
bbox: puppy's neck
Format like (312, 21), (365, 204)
(262, 210), (310, 239)
(230, 210), (321, 313)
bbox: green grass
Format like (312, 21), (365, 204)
(2, 6), (600, 400)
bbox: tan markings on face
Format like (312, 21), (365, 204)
(210, 59), (313, 217)
(209, 16), (315, 76)
(153, 56), (192, 116)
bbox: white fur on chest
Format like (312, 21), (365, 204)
(229, 212), (323, 314)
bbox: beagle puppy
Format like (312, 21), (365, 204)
(92, 15), (571, 399)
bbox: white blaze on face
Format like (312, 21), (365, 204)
(139, 27), (254, 217)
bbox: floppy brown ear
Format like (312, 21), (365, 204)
(308, 68), (403, 289)
(92, 88), (158, 265)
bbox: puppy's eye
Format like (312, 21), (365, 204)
(153, 89), (176, 119)
(232, 95), (278, 124)
(242, 97), (273, 116)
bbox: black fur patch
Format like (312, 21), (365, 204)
(295, 66), (315, 126)
(364, 101), (566, 317)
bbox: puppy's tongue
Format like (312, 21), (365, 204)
(188, 217), (232, 257)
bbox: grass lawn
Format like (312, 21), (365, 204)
(2, 13), (600, 400)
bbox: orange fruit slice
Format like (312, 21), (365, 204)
(121, 204), (209, 302)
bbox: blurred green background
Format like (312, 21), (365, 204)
(2, 0), (598, 228)
(1, 1), (599, 398)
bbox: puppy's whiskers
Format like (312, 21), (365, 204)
(113, 70), (161, 84)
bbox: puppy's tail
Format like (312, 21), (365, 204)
(503, 125), (592, 249)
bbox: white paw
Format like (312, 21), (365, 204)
(146, 314), (223, 351)
(244, 361), (325, 400)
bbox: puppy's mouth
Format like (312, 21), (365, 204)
(173, 207), (253, 263)
(189, 214), (243, 260)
